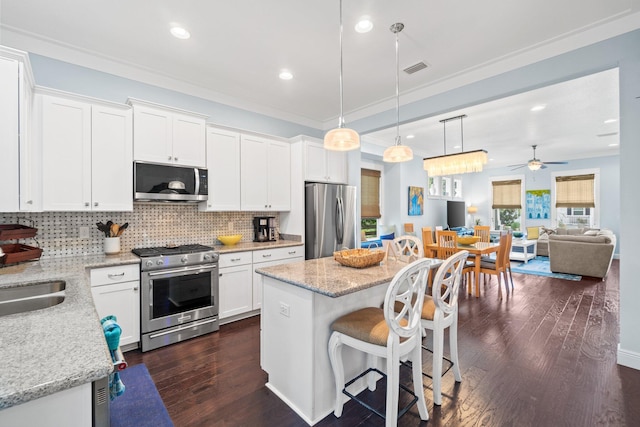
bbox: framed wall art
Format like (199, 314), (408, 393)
(408, 186), (424, 216)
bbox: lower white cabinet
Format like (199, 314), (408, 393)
(252, 246), (304, 310)
(218, 252), (253, 320)
(90, 264), (140, 347)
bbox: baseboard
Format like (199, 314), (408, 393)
(617, 344), (640, 370)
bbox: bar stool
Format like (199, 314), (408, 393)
(328, 258), (432, 426)
(420, 250), (468, 405)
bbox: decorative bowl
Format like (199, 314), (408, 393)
(217, 234), (242, 246)
(513, 231), (524, 239)
(334, 248), (385, 268)
(457, 236), (481, 245)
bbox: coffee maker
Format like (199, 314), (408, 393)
(253, 216), (276, 242)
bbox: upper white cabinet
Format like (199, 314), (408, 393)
(199, 127), (241, 211)
(128, 98), (206, 168)
(0, 47), (37, 212)
(39, 91), (132, 211)
(241, 135), (291, 211)
(304, 139), (348, 184)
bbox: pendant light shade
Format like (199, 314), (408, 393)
(324, 0), (360, 151)
(383, 22), (413, 163)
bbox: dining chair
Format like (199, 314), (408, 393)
(328, 259), (431, 425)
(435, 230), (457, 260)
(419, 250), (469, 405)
(421, 227), (435, 257)
(391, 235), (424, 263)
(474, 225), (491, 243)
(479, 231), (512, 298)
(403, 223), (415, 236)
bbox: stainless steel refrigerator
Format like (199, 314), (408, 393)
(305, 182), (357, 260)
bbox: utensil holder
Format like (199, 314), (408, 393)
(104, 237), (121, 255)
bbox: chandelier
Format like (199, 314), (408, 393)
(382, 23), (413, 163)
(324, 0), (360, 151)
(423, 114), (487, 176)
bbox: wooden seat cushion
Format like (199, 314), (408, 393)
(332, 307), (408, 346)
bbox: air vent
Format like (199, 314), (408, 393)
(95, 384), (108, 405)
(403, 62), (428, 74)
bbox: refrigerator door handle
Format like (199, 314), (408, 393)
(336, 196), (344, 245)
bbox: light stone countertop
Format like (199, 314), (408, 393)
(213, 239), (303, 254)
(255, 256), (443, 297)
(0, 253), (140, 409)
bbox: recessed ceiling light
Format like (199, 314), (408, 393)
(170, 26), (191, 40)
(604, 118), (618, 124)
(530, 104), (546, 112)
(279, 70), (293, 80)
(608, 143), (619, 147)
(355, 17), (373, 33)
(489, 158), (495, 161)
(406, 134), (415, 139)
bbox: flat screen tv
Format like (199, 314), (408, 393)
(447, 200), (466, 228)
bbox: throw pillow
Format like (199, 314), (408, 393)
(526, 226), (540, 240)
(541, 227), (557, 235)
(584, 230), (598, 236)
(538, 233), (549, 241)
(380, 232), (395, 240)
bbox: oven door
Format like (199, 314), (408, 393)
(141, 263), (218, 333)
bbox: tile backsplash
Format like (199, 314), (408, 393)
(1, 204), (280, 259)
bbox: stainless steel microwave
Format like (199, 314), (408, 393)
(134, 162), (208, 202)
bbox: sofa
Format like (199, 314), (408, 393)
(548, 229), (616, 279)
(533, 227), (589, 257)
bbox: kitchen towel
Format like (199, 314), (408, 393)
(110, 364), (173, 427)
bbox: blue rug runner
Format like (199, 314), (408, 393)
(511, 256), (582, 281)
(110, 364), (174, 427)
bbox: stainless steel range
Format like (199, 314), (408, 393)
(133, 244), (219, 352)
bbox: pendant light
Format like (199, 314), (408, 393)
(324, 0), (360, 151)
(383, 23), (413, 163)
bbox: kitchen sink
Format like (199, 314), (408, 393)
(0, 280), (66, 317)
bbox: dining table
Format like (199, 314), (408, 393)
(426, 241), (500, 297)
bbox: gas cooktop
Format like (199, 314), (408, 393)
(132, 244), (215, 257)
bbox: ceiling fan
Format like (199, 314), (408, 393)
(509, 145), (568, 171)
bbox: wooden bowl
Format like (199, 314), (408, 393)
(217, 235), (242, 246)
(333, 248), (385, 268)
(458, 236), (481, 245)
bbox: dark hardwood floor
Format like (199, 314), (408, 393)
(125, 260), (640, 426)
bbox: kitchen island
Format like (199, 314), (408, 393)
(0, 253), (139, 426)
(255, 256), (442, 425)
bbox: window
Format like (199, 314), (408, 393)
(361, 168), (381, 237)
(553, 172), (598, 227)
(427, 176), (440, 197)
(491, 178), (523, 230)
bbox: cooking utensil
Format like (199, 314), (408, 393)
(110, 223), (119, 238)
(96, 222), (110, 237)
(116, 223), (128, 237)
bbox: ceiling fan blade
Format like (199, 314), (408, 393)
(540, 164), (548, 169)
(507, 163), (527, 168)
(510, 165), (527, 170)
(543, 161), (569, 165)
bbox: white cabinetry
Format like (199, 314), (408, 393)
(241, 136), (291, 211)
(199, 127), (241, 211)
(129, 98), (206, 167)
(304, 139), (348, 184)
(39, 91), (132, 211)
(0, 48), (37, 212)
(251, 246), (304, 310)
(218, 251), (253, 320)
(90, 264), (140, 348)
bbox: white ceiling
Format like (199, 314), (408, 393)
(0, 0), (637, 165)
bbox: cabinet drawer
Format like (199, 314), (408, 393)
(253, 245), (303, 264)
(90, 264), (139, 286)
(219, 251), (253, 268)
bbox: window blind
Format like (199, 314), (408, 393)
(555, 174), (595, 208)
(361, 169), (381, 218)
(491, 179), (522, 209)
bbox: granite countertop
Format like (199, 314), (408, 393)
(255, 256), (442, 297)
(213, 240), (303, 254)
(0, 253), (140, 409)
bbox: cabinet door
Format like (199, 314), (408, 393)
(19, 66), (40, 212)
(304, 141), (327, 182)
(132, 105), (172, 164)
(91, 105), (133, 211)
(172, 113), (205, 167)
(91, 281), (140, 347)
(219, 264), (253, 319)
(41, 95), (92, 211)
(0, 58), (20, 212)
(267, 140), (291, 211)
(240, 135), (269, 210)
(200, 128), (241, 211)
(326, 149), (348, 184)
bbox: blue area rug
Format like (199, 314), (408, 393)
(110, 364), (174, 427)
(511, 256), (582, 281)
